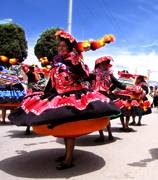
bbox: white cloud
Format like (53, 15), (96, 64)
(84, 49), (158, 83)
(138, 5), (153, 14)
(25, 40), (158, 85)
(25, 46), (41, 68)
(24, 37), (42, 68)
(141, 41), (158, 47)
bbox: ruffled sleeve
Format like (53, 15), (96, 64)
(64, 54), (89, 78)
(44, 69), (56, 94)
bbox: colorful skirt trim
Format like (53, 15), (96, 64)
(8, 88), (121, 129)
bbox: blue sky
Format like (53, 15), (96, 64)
(1, 0), (158, 84)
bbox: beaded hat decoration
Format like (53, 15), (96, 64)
(55, 30), (115, 54)
(95, 56), (113, 69)
(55, 30), (76, 43)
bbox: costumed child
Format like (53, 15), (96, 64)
(129, 75), (152, 125)
(9, 30), (122, 170)
(88, 56), (135, 141)
(113, 70), (138, 132)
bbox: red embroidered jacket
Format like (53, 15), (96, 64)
(44, 55), (89, 94)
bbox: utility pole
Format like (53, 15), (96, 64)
(147, 69), (152, 86)
(68, 0), (72, 34)
(135, 67), (137, 74)
(82, 12), (85, 41)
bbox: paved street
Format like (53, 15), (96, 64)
(0, 108), (158, 180)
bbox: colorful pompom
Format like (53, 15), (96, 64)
(9, 58), (17, 65)
(77, 39), (94, 52)
(0, 55), (9, 62)
(40, 57), (48, 61)
(55, 30), (76, 43)
(91, 34), (115, 51)
(42, 59), (49, 65)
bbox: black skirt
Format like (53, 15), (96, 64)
(8, 88), (121, 128)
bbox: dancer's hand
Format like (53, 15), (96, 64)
(71, 48), (78, 57)
(126, 86), (134, 91)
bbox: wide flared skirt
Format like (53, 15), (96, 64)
(8, 88), (121, 137)
(33, 117), (110, 138)
(99, 91), (147, 117)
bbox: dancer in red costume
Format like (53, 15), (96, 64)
(21, 64), (44, 135)
(113, 70), (139, 132)
(88, 56), (135, 141)
(129, 75), (152, 125)
(9, 30), (121, 170)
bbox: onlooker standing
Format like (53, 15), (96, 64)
(154, 86), (158, 107)
(149, 86), (154, 108)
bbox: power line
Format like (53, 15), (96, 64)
(101, 0), (135, 54)
(80, 0), (109, 34)
(82, 12), (85, 40)
(80, 0), (127, 54)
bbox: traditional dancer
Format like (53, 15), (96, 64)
(20, 64), (44, 135)
(87, 56), (134, 141)
(129, 75), (152, 125)
(113, 70), (135, 132)
(9, 30), (121, 170)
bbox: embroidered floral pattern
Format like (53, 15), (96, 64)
(21, 91), (110, 115)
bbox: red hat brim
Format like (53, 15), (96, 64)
(55, 30), (76, 43)
(134, 74), (148, 80)
(118, 71), (134, 78)
(108, 64), (113, 68)
(95, 56), (113, 68)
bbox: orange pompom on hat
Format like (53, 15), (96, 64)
(91, 34), (115, 51)
(9, 58), (17, 65)
(95, 56), (114, 69)
(55, 30), (115, 54)
(0, 55), (9, 62)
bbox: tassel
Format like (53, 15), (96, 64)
(77, 34), (115, 53)
(9, 58), (17, 65)
(0, 55), (8, 62)
(91, 34), (115, 51)
(77, 39), (94, 52)
(40, 57), (49, 65)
